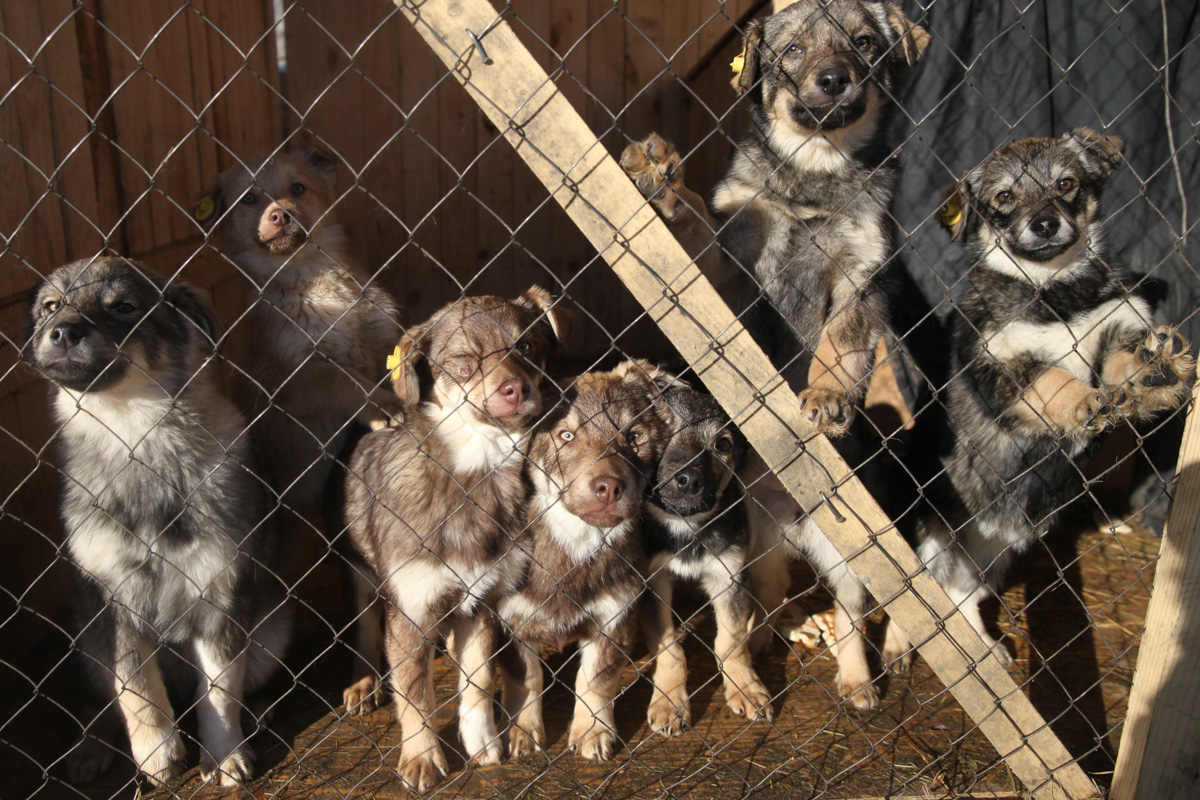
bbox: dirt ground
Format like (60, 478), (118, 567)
(2, 517), (1158, 800)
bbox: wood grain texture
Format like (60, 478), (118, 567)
(391, 2), (1099, 797)
(1110, 383), (1200, 800)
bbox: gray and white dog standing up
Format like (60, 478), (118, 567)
(883, 130), (1195, 669)
(22, 257), (291, 789)
(622, 0), (931, 711)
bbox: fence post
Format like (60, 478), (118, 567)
(1111, 385), (1200, 800)
(391, 1), (1102, 797)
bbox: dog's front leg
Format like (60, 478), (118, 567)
(568, 622), (633, 761)
(641, 571), (691, 736)
(1102, 326), (1194, 418)
(448, 611), (503, 766)
(501, 633), (545, 759)
(704, 564), (773, 722)
(384, 605), (447, 792)
(194, 635), (253, 786)
(343, 567), (383, 715)
(801, 281), (882, 436)
(1012, 364), (1115, 434)
(109, 626), (185, 787)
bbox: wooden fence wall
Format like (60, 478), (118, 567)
(0, 0), (760, 668)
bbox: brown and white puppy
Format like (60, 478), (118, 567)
(340, 288), (569, 793)
(202, 137), (403, 523)
(499, 361), (669, 762)
(22, 258), (290, 788)
(883, 129), (1194, 670)
(641, 383), (773, 735)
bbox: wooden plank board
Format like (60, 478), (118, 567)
(391, 3), (1100, 798)
(1110, 385), (1200, 800)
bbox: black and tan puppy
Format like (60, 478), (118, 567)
(641, 383), (773, 736)
(340, 288), (569, 792)
(499, 361), (669, 762)
(22, 258), (290, 788)
(883, 129), (1195, 669)
(202, 137), (403, 524)
(623, 0), (930, 711)
(623, 0), (930, 433)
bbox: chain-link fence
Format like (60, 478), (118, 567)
(2, 1), (1197, 798)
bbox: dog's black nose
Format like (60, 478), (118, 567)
(1030, 213), (1061, 240)
(49, 322), (84, 351)
(673, 466), (704, 496)
(817, 67), (851, 98)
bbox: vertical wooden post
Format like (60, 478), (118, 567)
(1111, 386), (1200, 800)
(391, 2), (1100, 798)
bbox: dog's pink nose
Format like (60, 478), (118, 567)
(268, 208), (289, 227)
(590, 475), (625, 505)
(497, 377), (528, 408)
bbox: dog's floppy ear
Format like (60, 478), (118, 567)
(517, 285), (574, 350)
(883, 3), (931, 69)
(939, 177), (971, 241)
(612, 359), (684, 396)
(731, 18), (764, 95)
(388, 324), (426, 405)
(163, 281), (218, 344)
(1063, 127), (1125, 179)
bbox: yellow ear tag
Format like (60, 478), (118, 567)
(941, 197), (963, 228)
(194, 195), (216, 222)
(386, 344), (405, 383)
(731, 46), (746, 77)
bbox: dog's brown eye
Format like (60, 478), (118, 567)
(714, 436), (733, 453)
(240, 192), (257, 205)
(515, 341), (531, 355)
(43, 300), (61, 313)
(1056, 177), (1075, 193)
(559, 430), (575, 443)
(625, 430), (640, 447)
(113, 302), (137, 315)
(853, 35), (872, 50)
(291, 183), (305, 196)
(995, 190), (1014, 204)
(786, 43), (803, 56)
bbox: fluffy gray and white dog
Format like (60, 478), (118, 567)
(883, 129), (1195, 669)
(22, 257), (290, 788)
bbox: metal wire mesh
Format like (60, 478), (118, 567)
(1, 1), (1196, 798)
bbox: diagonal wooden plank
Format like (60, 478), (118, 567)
(391, 2), (1101, 797)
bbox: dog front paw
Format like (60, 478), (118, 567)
(343, 675), (380, 716)
(1127, 326), (1195, 414)
(571, 725), (616, 762)
(798, 387), (853, 436)
(399, 750), (449, 794)
(507, 721), (544, 760)
(621, 133), (685, 220)
(723, 677), (774, 723)
(65, 734), (114, 786)
(134, 734), (186, 788)
(367, 390), (405, 431)
(1082, 387), (1122, 433)
(647, 693), (691, 738)
(201, 744), (254, 788)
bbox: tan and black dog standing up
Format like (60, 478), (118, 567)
(622, 0), (930, 711)
(201, 137), (403, 529)
(340, 289), (569, 793)
(883, 129), (1194, 669)
(499, 361), (670, 762)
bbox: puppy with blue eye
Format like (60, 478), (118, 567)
(499, 360), (669, 763)
(883, 129), (1195, 670)
(22, 257), (290, 789)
